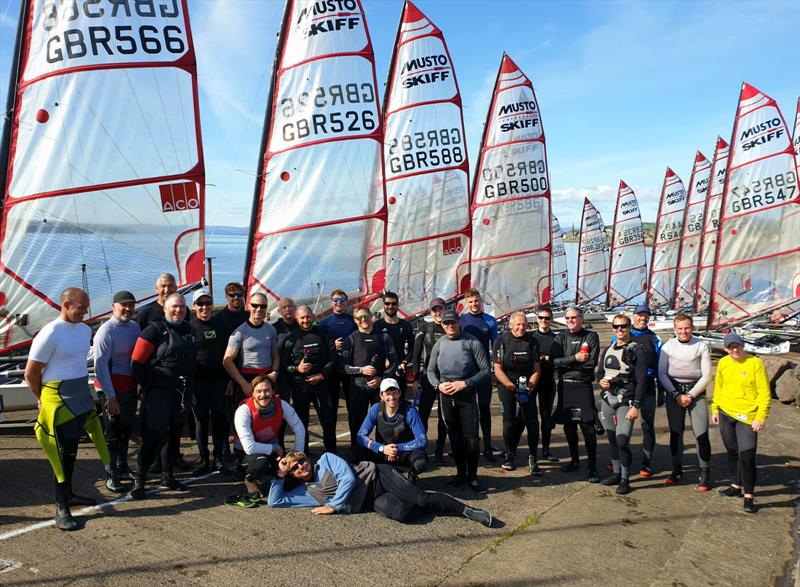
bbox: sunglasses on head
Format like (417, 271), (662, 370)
(195, 301), (213, 307)
(251, 303), (268, 310)
(355, 314), (372, 322)
(226, 292), (244, 298)
(332, 297), (347, 303)
(612, 323), (629, 330)
(290, 458), (308, 472)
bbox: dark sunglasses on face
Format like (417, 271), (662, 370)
(537, 315), (551, 320)
(290, 458), (308, 472)
(355, 314), (372, 322)
(195, 301), (213, 307)
(383, 301), (398, 306)
(251, 303), (268, 310)
(332, 297), (347, 303)
(226, 292), (244, 298)
(612, 324), (629, 330)
(442, 320), (457, 325)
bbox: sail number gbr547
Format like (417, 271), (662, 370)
(729, 170), (796, 214)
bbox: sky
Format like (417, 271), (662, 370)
(1, 0), (799, 234)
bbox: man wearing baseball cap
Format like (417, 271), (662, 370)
(711, 333), (771, 513)
(356, 377), (428, 479)
(411, 297), (449, 463)
(93, 290), (141, 493)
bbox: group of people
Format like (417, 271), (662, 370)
(23, 279), (772, 531)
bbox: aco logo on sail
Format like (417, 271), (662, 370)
(160, 182), (199, 213)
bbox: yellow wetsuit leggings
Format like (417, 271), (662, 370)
(35, 381), (110, 483)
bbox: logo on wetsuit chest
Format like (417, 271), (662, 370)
(203, 330), (217, 340)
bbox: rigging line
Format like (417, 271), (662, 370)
(150, 66), (182, 173)
(173, 67), (192, 171)
(123, 70), (170, 176)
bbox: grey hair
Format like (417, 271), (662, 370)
(565, 305), (584, 318)
(156, 272), (176, 284)
(509, 311), (528, 323)
(295, 304), (314, 316)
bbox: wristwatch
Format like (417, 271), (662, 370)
(378, 445), (384, 454)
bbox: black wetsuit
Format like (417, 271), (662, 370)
(532, 329), (561, 457)
(374, 317), (414, 396)
(190, 315), (229, 465)
(273, 318), (299, 403)
(412, 320), (448, 452)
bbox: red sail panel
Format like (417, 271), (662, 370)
(695, 138), (729, 315)
(551, 214), (568, 299)
(673, 151), (711, 309)
(0, 0), (205, 352)
(244, 0), (386, 311)
(381, 0), (470, 317)
(607, 181), (647, 308)
(646, 168), (686, 310)
(470, 54), (552, 317)
(709, 83), (800, 329)
(575, 197), (608, 305)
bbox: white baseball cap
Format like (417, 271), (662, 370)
(379, 378), (400, 392)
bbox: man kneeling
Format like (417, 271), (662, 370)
(356, 378), (428, 479)
(268, 450), (492, 527)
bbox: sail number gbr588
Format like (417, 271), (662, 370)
(729, 170), (796, 214)
(387, 128), (464, 173)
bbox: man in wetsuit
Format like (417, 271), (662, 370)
(338, 305), (398, 451)
(553, 305), (601, 482)
(215, 282), (250, 335)
(130, 293), (197, 498)
(93, 290), (141, 493)
(135, 273), (178, 330)
(531, 305), (562, 463)
(459, 288), (499, 462)
(319, 289), (356, 423)
(411, 298), (449, 463)
(284, 305), (337, 453)
(189, 288), (231, 476)
(427, 310), (491, 493)
(25, 288), (111, 531)
(374, 291), (414, 397)
(273, 297), (298, 404)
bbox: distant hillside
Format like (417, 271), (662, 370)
(562, 222), (655, 247)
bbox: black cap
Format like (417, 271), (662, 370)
(442, 309), (459, 322)
(633, 304), (651, 315)
(429, 297), (446, 310)
(112, 290), (136, 304)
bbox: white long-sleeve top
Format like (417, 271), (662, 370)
(234, 399), (305, 455)
(657, 336), (711, 398)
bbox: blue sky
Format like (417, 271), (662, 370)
(1, 0), (798, 233)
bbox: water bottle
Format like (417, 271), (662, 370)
(580, 341), (590, 354)
(517, 376), (529, 404)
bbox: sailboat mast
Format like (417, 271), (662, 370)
(606, 183), (623, 308)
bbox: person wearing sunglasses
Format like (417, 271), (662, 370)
(188, 288), (232, 477)
(268, 450), (492, 527)
(531, 305), (562, 463)
(215, 282), (250, 335)
(597, 314), (647, 494)
(338, 306), (398, 450)
(657, 313), (712, 489)
(223, 292), (280, 402)
(319, 289), (357, 426)
(552, 305), (601, 482)
(427, 310), (491, 493)
(374, 291), (414, 398)
(411, 298), (450, 464)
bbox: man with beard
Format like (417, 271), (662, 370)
(374, 291), (414, 397)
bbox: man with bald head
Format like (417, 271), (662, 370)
(25, 288), (111, 530)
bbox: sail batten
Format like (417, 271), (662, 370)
(576, 197), (608, 306)
(0, 0), (205, 352)
(244, 0), (387, 310)
(469, 54), (552, 317)
(708, 83), (800, 329)
(607, 180), (647, 308)
(646, 168), (687, 311)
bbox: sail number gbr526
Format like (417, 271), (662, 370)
(729, 170), (796, 214)
(280, 83), (376, 142)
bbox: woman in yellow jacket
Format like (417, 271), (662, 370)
(711, 333), (771, 514)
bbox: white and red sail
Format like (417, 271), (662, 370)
(673, 152), (711, 309)
(695, 138), (729, 315)
(244, 0), (386, 310)
(0, 0), (205, 352)
(793, 97), (800, 159)
(381, 0), (470, 316)
(550, 214), (568, 299)
(470, 54), (552, 317)
(575, 197), (608, 306)
(607, 181), (647, 308)
(708, 83), (800, 328)
(646, 168), (686, 310)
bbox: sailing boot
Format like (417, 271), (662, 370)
(529, 455), (542, 477)
(697, 467), (712, 492)
(665, 466), (684, 485)
(192, 453), (212, 478)
(55, 502), (80, 531)
(105, 457), (125, 493)
(118, 443), (136, 481)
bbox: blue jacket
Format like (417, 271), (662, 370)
(356, 402), (427, 453)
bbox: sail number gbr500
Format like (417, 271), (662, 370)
(729, 170), (796, 214)
(480, 158), (548, 199)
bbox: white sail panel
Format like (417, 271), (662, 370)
(245, 0), (386, 310)
(710, 83), (800, 328)
(0, 0), (204, 352)
(607, 181), (647, 308)
(695, 138), (729, 315)
(381, 1), (470, 316)
(646, 168), (686, 310)
(794, 98), (800, 158)
(470, 54), (551, 317)
(551, 214), (568, 299)
(673, 152), (711, 309)
(575, 197), (608, 305)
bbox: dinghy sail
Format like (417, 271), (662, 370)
(708, 83), (800, 329)
(551, 214), (568, 300)
(243, 0), (387, 311)
(575, 197), (608, 306)
(470, 54), (552, 317)
(607, 181), (647, 308)
(695, 138), (729, 315)
(381, 0), (470, 317)
(673, 152), (711, 310)
(646, 168), (686, 311)
(0, 0), (205, 352)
